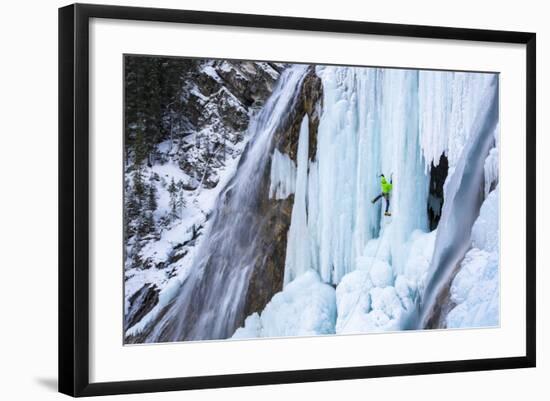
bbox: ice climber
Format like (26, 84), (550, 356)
(371, 174), (393, 216)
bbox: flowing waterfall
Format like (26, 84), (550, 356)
(145, 65), (309, 342)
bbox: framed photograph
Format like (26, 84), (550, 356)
(59, 3), (536, 397)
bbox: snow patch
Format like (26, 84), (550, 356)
(200, 64), (223, 83)
(126, 264), (192, 337)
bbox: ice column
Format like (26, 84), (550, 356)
(284, 115), (311, 284)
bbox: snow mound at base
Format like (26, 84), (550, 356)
(447, 188), (499, 328)
(335, 228), (437, 334)
(334, 269), (373, 333)
(335, 277), (403, 333)
(231, 313), (262, 339)
(370, 287), (404, 322)
(446, 248), (499, 328)
(232, 270), (336, 339)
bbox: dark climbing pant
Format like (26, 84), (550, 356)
(372, 193), (390, 213)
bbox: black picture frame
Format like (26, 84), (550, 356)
(59, 3), (536, 397)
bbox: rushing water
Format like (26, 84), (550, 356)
(145, 65), (309, 342)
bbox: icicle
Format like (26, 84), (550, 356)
(418, 71), (497, 173)
(269, 149), (296, 199)
(284, 115), (311, 285)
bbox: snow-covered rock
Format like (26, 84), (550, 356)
(126, 264), (193, 337)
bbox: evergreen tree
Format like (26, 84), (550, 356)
(168, 178), (178, 220)
(176, 184), (186, 217)
(131, 129), (148, 228)
(140, 211), (156, 238)
(147, 181), (158, 212)
(131, 238), (144, 269)
(125, 55), (194, 168)
(123, 178), (135, 239)
(133, 129), (148, 169)
(132, 169), (145, 207)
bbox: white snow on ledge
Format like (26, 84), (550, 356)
(125, 266), (192, 337)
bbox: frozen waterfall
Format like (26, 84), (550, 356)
(282, 66), (431, 286)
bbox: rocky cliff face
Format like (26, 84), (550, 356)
(155, 59), (286, 188)
(243, 67), (323, 318)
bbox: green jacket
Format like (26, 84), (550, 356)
(381, 176), (392, 194)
